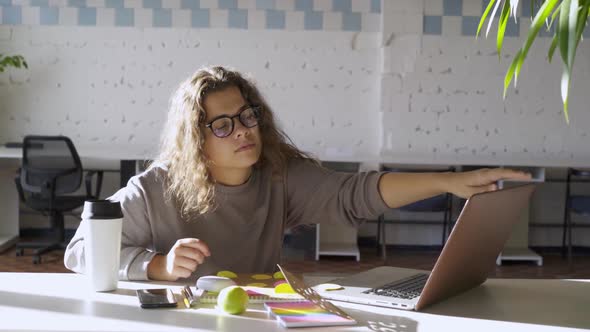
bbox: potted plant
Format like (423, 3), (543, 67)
(478, 0), (589, 124)
(0, 54), (27, 73)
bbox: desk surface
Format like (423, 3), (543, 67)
(0, 146), (156, 161)
(0, 273), (588, 332)
(4, 145), (590, 168)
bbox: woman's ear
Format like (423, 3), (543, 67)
(197, 108), (206, 124)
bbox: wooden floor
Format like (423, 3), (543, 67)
(2, 245), (589, 279)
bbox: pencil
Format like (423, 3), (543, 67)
(180, 288), (191, 308)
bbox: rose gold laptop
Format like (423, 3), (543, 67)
(315, 184), (536, 311)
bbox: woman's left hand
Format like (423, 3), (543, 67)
(447, 168), (532, 199)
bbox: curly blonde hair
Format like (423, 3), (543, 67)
(153, 66), (314, 218)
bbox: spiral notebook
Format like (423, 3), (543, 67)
(265, 265), (357, 328)
(198, 289), (305, 304)
(265, 301), (357, 328)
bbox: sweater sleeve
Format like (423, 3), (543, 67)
(284, 159), (390, 229)
(63, 176), (158, 281)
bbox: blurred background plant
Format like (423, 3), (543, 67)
(478, 0), (589, 124)
(0, 54), (28, 73)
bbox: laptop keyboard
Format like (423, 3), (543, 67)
(362, 273), (429, 300)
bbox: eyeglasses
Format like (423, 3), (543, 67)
(204, 106), (260, 138)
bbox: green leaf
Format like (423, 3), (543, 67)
(504, 49), (522, 98)
(477, 0), (497, 37)
(557, 0), (582, 124)
(497, 0), (511, 60)
(487, 0), (504, 38)
(561, 68), (570, 124)
(510, 0), (520, 19)
(558, 0), (572, 70)
(549, 4), (562, 29)
(514, 0), (560, 82)
(568, 4), (577, 85)
(574, 4), (589, 50)
(0, 55), (28, 72)
(559, 1), (588, 123)
(548, 33), (558, 62)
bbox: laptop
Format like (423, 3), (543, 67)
(314, 183), (536, 311)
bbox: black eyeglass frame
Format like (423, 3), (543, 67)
(204, 105), (261, 138)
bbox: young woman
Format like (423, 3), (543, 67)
(64, 66), (531, 281)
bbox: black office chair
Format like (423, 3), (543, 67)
(376, 165), (455, 260)
(562, 168), (590, 264)
(14, 135), (103, 264)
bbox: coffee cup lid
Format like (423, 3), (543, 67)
(82, 199), (123, 219)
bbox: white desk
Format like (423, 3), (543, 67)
(0, 273), (588, 331)
(0, 155), (20, 252)
(315, 161), (362, 262)
(0, 145), (157, 253)
(495, 167), (546, 266)
(0, 146), (156, 161)
(315, 223), (360, 261)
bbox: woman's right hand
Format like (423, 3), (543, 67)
(147, 238), (211, 281)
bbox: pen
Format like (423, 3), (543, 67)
(182, 285), (202, 308)
(180, 287), (191, 308)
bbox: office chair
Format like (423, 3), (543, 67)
(315, 161), (361, 261)
(562, 168), (590, 264)
(14, 135), (103, 264)
(376, 165), (455, 260)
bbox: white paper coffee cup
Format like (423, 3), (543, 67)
(82, 200), (123, 292)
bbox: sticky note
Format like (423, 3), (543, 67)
(314, 283), (344, 291)
(273, 280), (287, 287)
(275, 283), (296, 294)
(217, 270), (238, 279)
(247, 282), (268, 287)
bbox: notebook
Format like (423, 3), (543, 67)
(195, 271), (306, 304)
(276, 264), (356, 321)
(265, 301), (357, 328)
(264, 265), (358, 328)
(198, 289), (305, 304)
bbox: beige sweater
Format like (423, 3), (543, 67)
(64, 159), (389, 281)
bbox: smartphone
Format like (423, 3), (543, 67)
(136, 288), (178, 308)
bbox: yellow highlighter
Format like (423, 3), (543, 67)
(181, 286), (202, 308)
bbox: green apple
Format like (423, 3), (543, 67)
(217, 286), (249, 315)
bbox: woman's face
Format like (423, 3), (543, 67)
(202, 86), (262, 173)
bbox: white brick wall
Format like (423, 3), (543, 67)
(247, 9), (265, 29)
(0, 27), (381, 162)
(5, 0), (590, 246)
(285, 10), (303, 30)
(20, 6), (40, 25)
(171, 8), (191, 27)
(96, 8), (115, 26)
(162, 0), (182, 9)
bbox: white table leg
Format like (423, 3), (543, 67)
(0, 158), (20, 252)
